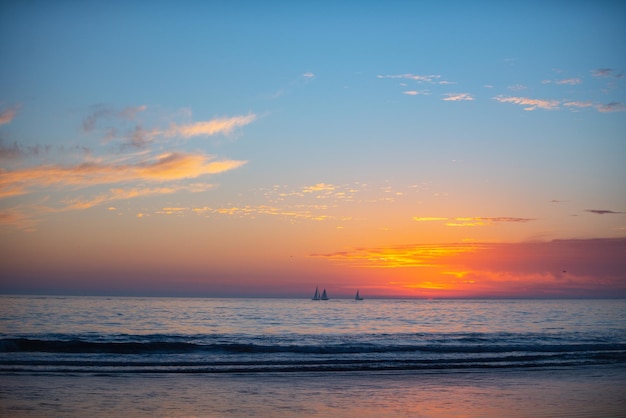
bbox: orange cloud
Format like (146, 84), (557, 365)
(62, 183), (214, 210)
(302, 183), (337, 193)
(313, 239), (626, 297)
(412, 216), (535, 226)
(137, 153), (246, 180)
(0, 152), (246, 198)
(188, 203), (345, 223)
(446, 217), (535, 227)
(311, 243), (479, 269)
(167, 114), (256, 138)
(0, 208), (39, 231)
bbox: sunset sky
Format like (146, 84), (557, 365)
(1, 1), (625, 298)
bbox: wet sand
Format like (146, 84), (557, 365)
(2, 365), (625, 417)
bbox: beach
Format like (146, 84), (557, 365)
(3, 365), (626, 417)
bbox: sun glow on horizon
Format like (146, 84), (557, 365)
(1, 2), (624, 298)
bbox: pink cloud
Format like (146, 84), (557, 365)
(555, 78), (582, 85)
(493, 95), (560, 111)
(442, 93), (474, 101)
(0, 105), (19, 125)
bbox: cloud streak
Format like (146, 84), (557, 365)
(63, 183), (215, 211)
(377, 74), (453, 85)
(167, 114), (256, 138)
(403, 90), (429, 96)
(595, 102), (626, 113)
(0, 141), (52, 161)
(442, 93), (473, 101)
(585, 209), (625, 215)
(0, 152), (246, 200)
(493, 95), (560, 111)
(555, 78), (582, 85)
(591, 68), (623, 78)
(413, 216), (535, 227)
(82, 104), (147, 133)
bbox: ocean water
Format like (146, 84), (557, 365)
(1, 296), (625, 416)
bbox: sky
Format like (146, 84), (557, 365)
(1, 0), (625, 298)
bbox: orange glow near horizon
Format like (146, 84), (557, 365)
(311, 238), (626, 298)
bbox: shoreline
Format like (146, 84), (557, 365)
(2, 364), (625, 417)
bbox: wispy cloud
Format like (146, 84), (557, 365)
(167, 114), (256, 138)
(445, 217), (535, 227)
(0, 152), (246, 200)
(563, 101), (594, 109)
(543, 78), (583, 85)
(311, 243), (479, 268)
(442, 93), (473, 101)
(595, 102), (626, 113)
(591, 68), (623, 78)
(563, 101), (625, 113)
(493, 95), (561, 111)
(0, 207), (40, 232)
(122, 125), (160, 149)
(303, 72), (315, 78)
(555, 78), (582, 85)
(0, 104), (20, 125)
(403, 90), (429, 96)
(0, 151), (247, 229)
(585, 209), (625, 215)
(84, 105), (257, 148)
(377, 74), (453, 85)
(2, 103), (256, 230)
(508, 84), (527, 91)
(82, 104), (147, 133)
(302, 183), (336, 193)
(189, 204), (343, 222)
(0, 140), (52, 161)
(63, 183), (214, 211)
(413, 216), (535, 226)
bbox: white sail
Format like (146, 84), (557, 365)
(321, 288), (328, 300)
(312, 286), (320, 300)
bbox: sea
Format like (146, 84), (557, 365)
(1, 296), (625, 417)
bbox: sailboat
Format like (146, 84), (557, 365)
(312, 286), (320, 300)
(320, 288), (329, 300)
(355, 289), (363, 301)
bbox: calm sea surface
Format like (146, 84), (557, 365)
(1, 296), (625, 416)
